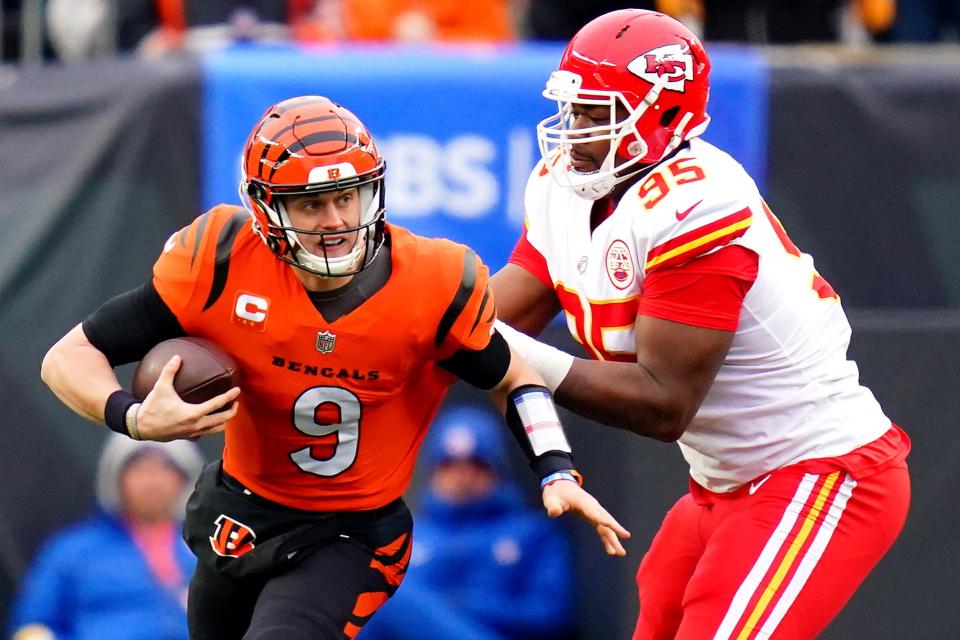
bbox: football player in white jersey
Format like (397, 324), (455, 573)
(491, 9), (911, 640)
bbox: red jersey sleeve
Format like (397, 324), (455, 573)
(637, 244), (759, 331)
(508, 225), (552, 288)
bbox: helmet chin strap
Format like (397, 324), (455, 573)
(570, 127), (646, 201)
(292, 234), (367, 278)
(572, 158), (617, 201)
(274, 199), (367, 278)
(571, 108), (704, 202)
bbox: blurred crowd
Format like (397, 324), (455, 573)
(1, 0), (959, 63)
(8, 436), (203, 640)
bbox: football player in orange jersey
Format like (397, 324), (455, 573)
(40, 95), (630, 640)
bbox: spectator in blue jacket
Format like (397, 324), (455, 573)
(359, 404), (577, 640)
(9, 435), (204, 640)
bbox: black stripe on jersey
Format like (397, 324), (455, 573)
(202, 211), (248, 311)
(190, 212), (210, 269)
(483, 302), (495, 324)
(470, 285), (491, 335)
(435, 248), (478, 347)
(286, 131), (359, 154)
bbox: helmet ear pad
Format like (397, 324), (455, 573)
(247, 185), (288, 250)
(616, 130), (644, 160)
(625, 103), (687, 164)
(246, 182), (266, 200)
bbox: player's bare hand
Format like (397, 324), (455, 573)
(135, 355), (241, 442)
(542, 480), (631, 556)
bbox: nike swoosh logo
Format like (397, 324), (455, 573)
(675, 199), (703, 221)
(749, 474), (773, 495)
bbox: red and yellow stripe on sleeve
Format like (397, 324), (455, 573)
(645, 207), (753, 273)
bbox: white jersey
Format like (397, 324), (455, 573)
(522, 138), (890, 492)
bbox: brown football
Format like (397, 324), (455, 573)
(132, 337), (240, 410)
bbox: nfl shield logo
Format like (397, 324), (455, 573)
(315, 330), (336, 354)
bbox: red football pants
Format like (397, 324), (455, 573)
(633, 460), (910, 639)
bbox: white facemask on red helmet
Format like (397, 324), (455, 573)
(239, 96), (386, 277)
(537, 10), (711, 200)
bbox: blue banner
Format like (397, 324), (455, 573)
(202, 43), (767, 271)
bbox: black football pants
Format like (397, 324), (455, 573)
(189, 536), (407, 640)
(185, 463), (412, 640)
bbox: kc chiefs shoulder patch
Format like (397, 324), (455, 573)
(209, 514), (257, 558)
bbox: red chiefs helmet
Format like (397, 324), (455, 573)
(537, 10), (711, 199)
(240, 96), (386, 277)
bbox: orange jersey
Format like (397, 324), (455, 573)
(153, 205), (495, 511)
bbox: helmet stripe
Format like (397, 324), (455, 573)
(271, 96), (329, 115)
(264, 114), (360, 143)
(267, 148), (290, 182)
(256, 140), (274, 180)
(286, 131), (360, 155)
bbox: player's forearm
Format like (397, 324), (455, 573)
(489, 344), (546, 405)
(555, 357), (691, 442)
(489, 346), (580, 481)
(41, 324), (122, 423)
(496, 320), (687, 440)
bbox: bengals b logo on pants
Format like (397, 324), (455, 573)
(209, 514), (257, 558)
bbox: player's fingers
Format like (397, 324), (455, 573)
(197, 401), (238, 429)
(586, 505), (631, 540)
(195, 386), (241, 415)
(198, 423), (227, 437)
(155, 355), (182, 387)
(597, 524), (627, 557)
(560, 488), (630, 537)
(184, 421), (224, 442)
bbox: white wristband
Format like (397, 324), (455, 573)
(495, 320), (574, 393)
(125, 403), (142, 441)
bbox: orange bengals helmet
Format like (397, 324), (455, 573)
(240, 96), (386, 277)
(537, 10), (711, 200)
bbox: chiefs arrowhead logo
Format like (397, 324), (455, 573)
(209, 514), (256, 558)
(626, 44), (694, 92)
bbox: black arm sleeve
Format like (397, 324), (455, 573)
(82, 281), (186, 367)
(438, 329), (511, 390)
